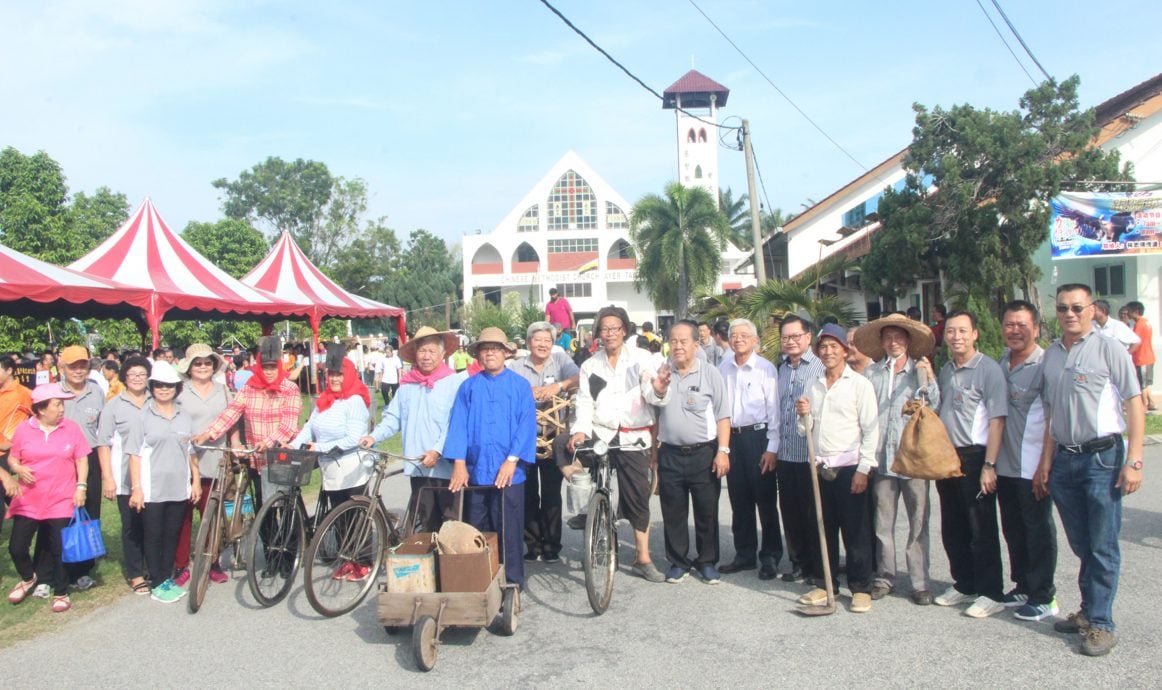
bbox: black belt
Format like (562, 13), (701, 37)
(1058, 434), (1119, 455)
(730, 423), (767, 434)
(660, 440), (716, 454)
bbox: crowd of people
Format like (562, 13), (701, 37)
(0, 282), (1148, 660)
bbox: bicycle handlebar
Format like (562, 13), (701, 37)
(191, 443), (257, 456)
(571, 438), (648, 461)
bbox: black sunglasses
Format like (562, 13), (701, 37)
(1055, 303), (1091, 314)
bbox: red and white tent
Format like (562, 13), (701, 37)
(69, 199), (310, 347)
(243, 230), (406, 340)
(0, 242), (154, 320)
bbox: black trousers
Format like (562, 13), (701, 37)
(117, 494), (147, 581)
(523, 455), (564, 559)
(658, 444), (720, 569)
(142, 501), (187, 585)
(725, 428), (781, 567)
(379, 382), (399, 405)
(407, 476), (461, 534)
(778, 461), (818, 577)
(936, 446), (1003, 600)
(816, 466), (872, 593)
(997, 475), (1058, 605)
(9, 515), (69, 595)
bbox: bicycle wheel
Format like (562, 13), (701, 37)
(246, 491), (306, 607)
(188, 494), (221, 614)
(304, 498), (388, 617)
(583, 490), (616, 614)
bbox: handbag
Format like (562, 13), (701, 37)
(62, 507), (107, 563)
(891, 399), (964, 480)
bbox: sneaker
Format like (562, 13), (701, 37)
(1000, 588), (1028, 608)
(964, 596), (1006, 618)
(781, 569), (808, 584)
(1014, 599), (1059, 622)
(630, 562), (665, 583)
(173, 569), (191, 588)
(1080, 629), (1118, 657)
(870, 582), (892, 600)
(542, 554), (561, 564)
(934, 586), (975, 607)
(209, 566), (229, 584)
(345, 564), (371, 582)
(850, 592), (872, 613)
(697, 565), (721, 585)
(1054, 610), (1091, 634)
(150, 579), (182, 604)
(72, 576), (96, 591)
(332, 562), (355, 581)
(665, 565), (688, 583)
(567, 514), (587, 530)
(32, 583), (51, 599)
(797, 587), (830, 606)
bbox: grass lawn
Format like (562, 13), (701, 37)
(0, 393), (402, 647)
(1145, 413), (1162, 436)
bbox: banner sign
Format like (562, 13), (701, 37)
(1050, 191), (1162, 260)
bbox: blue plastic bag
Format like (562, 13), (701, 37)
(62, 508), (106, 563)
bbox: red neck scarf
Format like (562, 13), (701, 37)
(466, 360), (484, 376)
(316, 359), (371, 411)
(400, 362), (455, 389)
(246, 354), (289, 391)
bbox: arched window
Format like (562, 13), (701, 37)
(694, 165), (703, 179)
(470, 243), (503, 275)
(698, 128), (707, 143)
(606, 201), (627, 229)
(517, 205), (538, 233)
(687, 128), (697, 143)
(513, 242), (539, 263)
(546, 170), (597, 230)
(608, 239), (634, 260)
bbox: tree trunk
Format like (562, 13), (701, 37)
(677, 268), (689, 321)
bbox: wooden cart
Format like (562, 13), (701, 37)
(377, 564), (519, 671)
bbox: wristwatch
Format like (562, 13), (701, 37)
(1129, 459), (1143, 470)
(983, 460), (996, 470)
(718, 446), (731, 455)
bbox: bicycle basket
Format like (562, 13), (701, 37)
(265, 448), (319, 487)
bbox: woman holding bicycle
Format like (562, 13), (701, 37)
(291, 346), (372, 581)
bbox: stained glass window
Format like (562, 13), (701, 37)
(517, 205), (538, 233)
(547, 238), (598, 253)
(547, 170), (597, 230)
(606, 202), (627, 229)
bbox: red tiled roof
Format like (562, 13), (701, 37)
(663, 70), (730, 109)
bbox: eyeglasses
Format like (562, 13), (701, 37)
(780, 332), (806, 342)
(598, 326), (623, 334)
(152, 382), (177, 389)
(126, 372), (148, 379)
(191, 359), (215, 367)
(1055, 303), (1092, 314)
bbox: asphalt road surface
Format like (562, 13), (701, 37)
(4, 447), (1161, 688)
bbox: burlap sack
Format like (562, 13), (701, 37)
(891, 399), (964, 480)
(436, 520), (486, 555)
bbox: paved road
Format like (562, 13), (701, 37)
(4, 448), (1162, 688)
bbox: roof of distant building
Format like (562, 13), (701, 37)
(663, 69), (729, 109)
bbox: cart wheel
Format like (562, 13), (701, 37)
(383, 625), (403, 636)
(496, 587), (519, 636)
(413, 615), (438, 671)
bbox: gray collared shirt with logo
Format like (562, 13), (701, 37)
(651, 359), (730, 446)
(937, 352), (1008, 448)
(125, 401), (194, 503)
(998, 346), (1046, 480)
(61, 380), (104, 447)
(1040, 331), (1140, 446)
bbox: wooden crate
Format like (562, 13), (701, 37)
(378, 568), (504, 628)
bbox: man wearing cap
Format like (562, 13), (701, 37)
(1038, 284), (1143, 657)
(1092, 300), (1139, 352)
(362, 327), (469, 534)
(776, 314), (825, 584)
(650, 320), (731, 584)
(55, 345), (105, 590)
(794, 324), (879, 613)
(545, 287), (574, 331)
(445, 327), (537, 588)
(933, 310), (1008, 618)
(855, 314), (939, 605)
(569, 305), (668, 583)
(717, 318), (782, 580)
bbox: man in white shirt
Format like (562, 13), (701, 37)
(794, 323), (879, 614)
(376, 345), (403, 405)
(1092, 300), (1140, 352)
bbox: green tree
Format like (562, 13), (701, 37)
(0, 147), (73, 263)
(381, 230), (461, 315)
(67, 187), (130, 258)
(864, 75), (1133, 310)
(332, 221), (402, 302)
(182, 218), (269, 279)
(631, 182), (729, 320)
(718, 187), (751, 249)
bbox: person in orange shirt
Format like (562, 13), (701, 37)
(0, 354), (34, 533)
(1127, 301), (1155, 410)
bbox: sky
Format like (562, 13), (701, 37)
(2, 0), (1160, 250)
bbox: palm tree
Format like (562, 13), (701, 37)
(718, 187), (751, 249)
(631, 182), (729, 321)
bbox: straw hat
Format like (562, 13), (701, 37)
(852, 313), (935, 361)
(398, 326), (459, 364)
(177, 343), (225, 375)
(467, 327), (516, 357)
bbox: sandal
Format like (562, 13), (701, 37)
(8, 576), (37, 604)
(51, 595), (71, 613)
(131, 581), (151, 595)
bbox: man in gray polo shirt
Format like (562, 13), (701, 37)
(934, 310), (1008, 618)
(56, 345), (105, 590)
(1037, 283), (1144, 657)
(996, 301), (1058, 622)
(648, 320), (731, 585)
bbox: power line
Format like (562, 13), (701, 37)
(748, 141), (774, 218)
(536, 0), (739, 132)
(686, 0), (869, 172)
(973, 0), (1037, 85)
(988, 0), (1052, 82)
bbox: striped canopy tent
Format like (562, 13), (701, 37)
(69, 199), (311, 348)
(0, 242), (154, 323)
(242, 230), (406, 343)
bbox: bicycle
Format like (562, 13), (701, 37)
(571, 438), (646, 615)
(188, 444), (259, 615)
(246, 446), (337, 607)
(302, 448), (421, 617)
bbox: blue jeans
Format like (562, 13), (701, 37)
(1049, 443), (1123, 631)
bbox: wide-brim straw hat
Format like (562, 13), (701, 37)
(399, 326), (460, 364)
(177, 343), (225, 375)
(852, 313), (935, 361)
(467, 327), (516, 357)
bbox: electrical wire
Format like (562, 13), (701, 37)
(749, 142), (774, 218)
(686, 0), (868, 172)
(973, 0), (1037, 85)
(536, 0), (739, 131)
(988, 0), (1051, 82)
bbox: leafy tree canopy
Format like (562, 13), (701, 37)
(182, 218), (269, 279)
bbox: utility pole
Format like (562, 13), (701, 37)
(444, 298), (451, 330)
(742, 119), (766, 284)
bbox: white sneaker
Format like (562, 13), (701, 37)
(32, 584), (51, 599)
(934, 586), (975, 607)
(72, 576), (96, 591)
(964, 595), (1006, 618)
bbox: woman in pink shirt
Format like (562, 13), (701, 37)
(2, 384), (92, 613)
